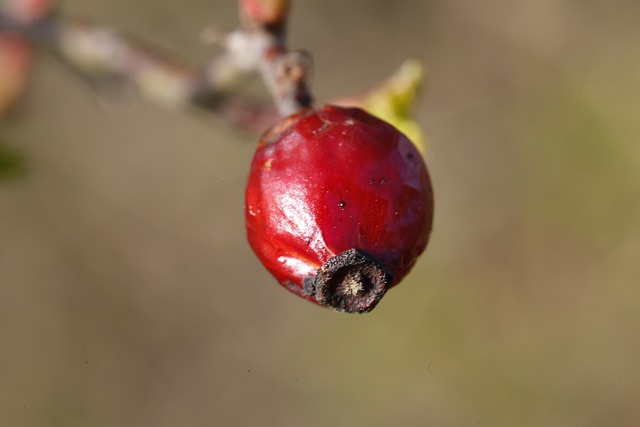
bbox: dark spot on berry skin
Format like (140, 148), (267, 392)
(406, 153), (415, 160)
(304, 238), (311, 245)
(338, 201), (346, 210)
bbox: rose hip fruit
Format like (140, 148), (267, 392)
(245, 105), (433, 313)
(0, 35), (32, 115)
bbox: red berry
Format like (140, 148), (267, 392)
(240, 0), (289, 27)
(0, 34), (32, 116)
(245, 105), (433, 313)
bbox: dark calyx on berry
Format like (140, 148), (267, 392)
(303, 248), (393, 313)
(245, 105), (434, 314)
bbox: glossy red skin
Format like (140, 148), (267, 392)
(245, 105), (433, 304)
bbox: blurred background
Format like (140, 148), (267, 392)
(1, 0), (639, 425)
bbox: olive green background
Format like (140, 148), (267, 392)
(1, 1), (639, 426)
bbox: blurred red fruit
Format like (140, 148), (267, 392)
(240, 0), (289, 27)
(2, 0), (52, 23)
(245, 105), (433, 313)
(0, 34), (32, 115)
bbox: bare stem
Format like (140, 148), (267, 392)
(0, 0), (314, 125)
(2, 1), (422, 133)
(238, 0), (313, 115)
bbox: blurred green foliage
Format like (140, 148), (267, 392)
(0, 142), (26, 180)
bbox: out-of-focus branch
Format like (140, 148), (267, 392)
(237, 0), (313, 115)
(1, 0), (423, 138)
(0, 0), (52, 24)
(0, 0), (315, 129)
(0, 9), (272, 126)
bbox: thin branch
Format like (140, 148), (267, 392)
(0, 0), (314, 126)
(1, 11), (242, 105)
(1, 1), (419, 135)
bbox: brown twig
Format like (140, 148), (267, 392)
(2, 0), (424, 140)
(0, 0), (315, 130)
